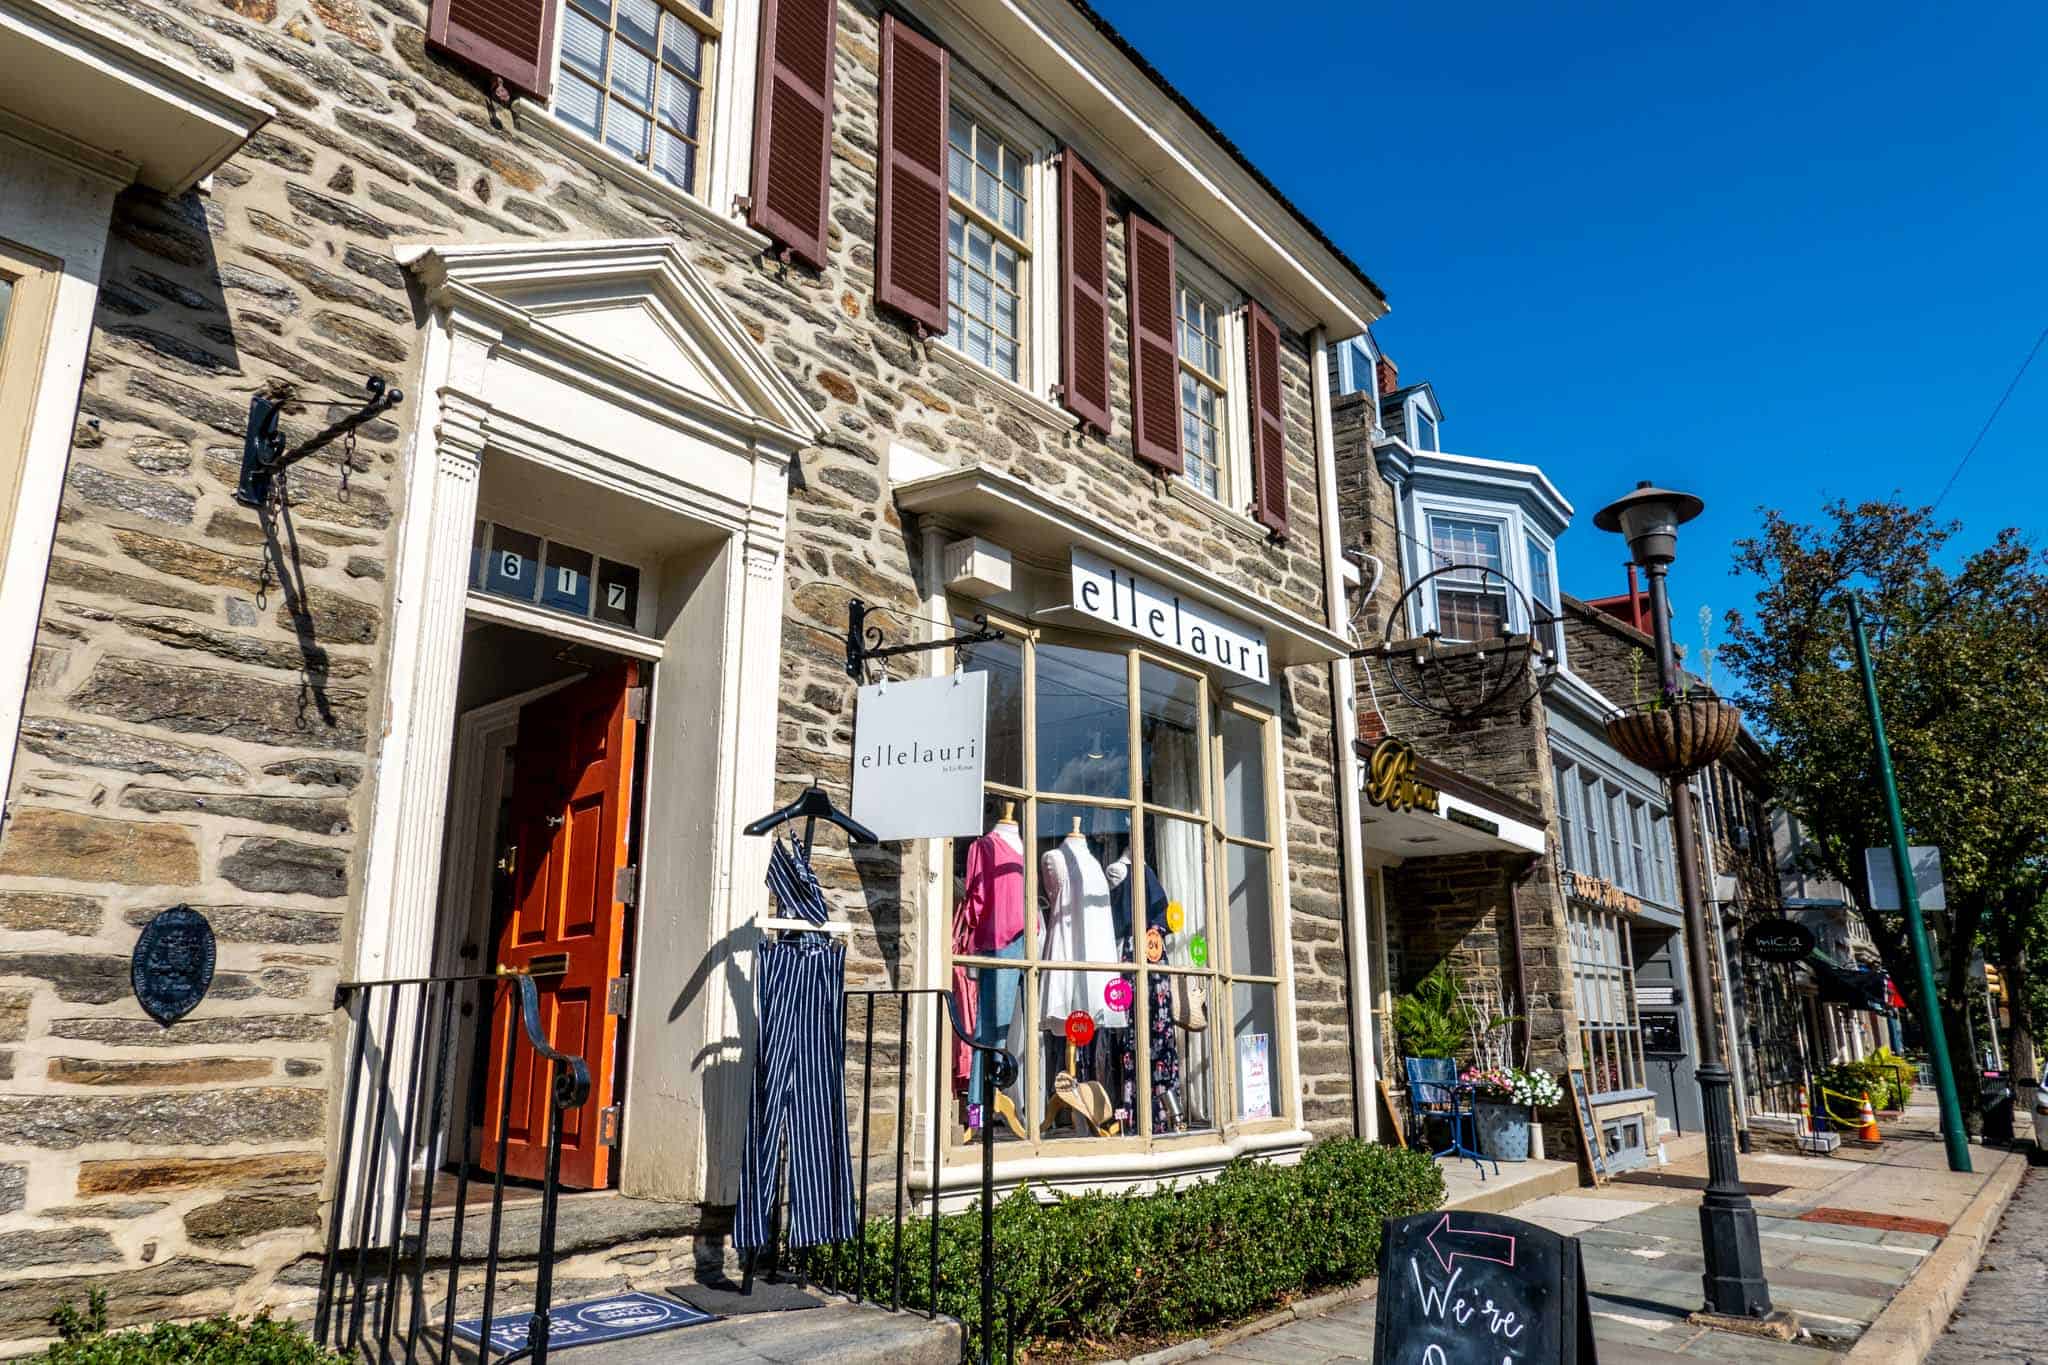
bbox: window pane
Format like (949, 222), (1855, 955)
(540, 542), (594, 615)
(662, 15), (703, 76)
(560, 7), (608, 81)
(1226, 842), (1275, 977)
(956, 630), (1023, 789)
(1161, 983), (1215, 1134)
(1036, 800), (1132, 970)
(1144, 812), (1208, 956)
(1139, 661), (1201, 811)
(616, 0), (658, 51)
(653, 127), (695, 190)
(1231, 982), (1280, 1120)
(1035, 643), (1129, 799)
(609, 41), (655, 110)
(555, 72), (603, 138)
(484, 526), (540, 601)
(954, 961), (1027, 1139)
(660, 70), (701, 137)
(605, 100), (652, 158)
(1219, 708), (1267, 841)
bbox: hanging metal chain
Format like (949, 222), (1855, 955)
(339, 425), (354, 501)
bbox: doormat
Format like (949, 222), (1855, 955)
(667, 1272), (824, 1316)
(1798, 1206), (1949, 1238)
(452, 1291), (716, 1353)
(1615, 1171), (1790, 1196)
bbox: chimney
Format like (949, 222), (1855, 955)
(1376, 354), (1400, 397)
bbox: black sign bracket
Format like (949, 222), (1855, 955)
(236, 376), (404, 509)
(844, 598), (1000, 680)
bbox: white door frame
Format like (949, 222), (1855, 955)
(357, 239), (824, 1200)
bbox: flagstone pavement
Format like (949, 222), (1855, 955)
(1200, 1113), (2015, 1364)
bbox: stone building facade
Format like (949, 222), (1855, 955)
(0, 0), (1387, 1340)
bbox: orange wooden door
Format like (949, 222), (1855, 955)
(482, 662), (639, 1188)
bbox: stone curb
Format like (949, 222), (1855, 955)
(1842, 1146), (2027, 1365)
(1107, 1280), (1379, 1365)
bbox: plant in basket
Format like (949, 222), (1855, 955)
(1460, 1066), (1561, 1162)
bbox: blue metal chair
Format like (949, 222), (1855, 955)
(1404, 1057), (1496, 1180)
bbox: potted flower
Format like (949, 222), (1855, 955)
(1462, 1065), (1562, 1162)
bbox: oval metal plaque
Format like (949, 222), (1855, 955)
(132, 904), (216, 1025)
(1743, 920), (1816, 964)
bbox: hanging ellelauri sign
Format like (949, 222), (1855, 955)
(850, 671), (988, 841)
(1070, 549), (1271, 684)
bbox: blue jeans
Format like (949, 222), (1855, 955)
(970, 936), (1025, 1104)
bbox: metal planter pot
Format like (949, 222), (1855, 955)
(1476, 1100), (1532, 1162)
(1603, 698), (1741, 776)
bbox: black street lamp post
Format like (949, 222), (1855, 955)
(1594, 483), (1779, 1323)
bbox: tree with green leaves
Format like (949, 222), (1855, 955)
(1717, 499), (2048, 1120)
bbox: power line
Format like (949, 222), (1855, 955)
(1931, 322), (2048, 513)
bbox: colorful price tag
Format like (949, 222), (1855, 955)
(1165, 901), (1185, 933)
(1064, 1011), (1096, 1047)
(1189, 933), (1209, 967)
(1145, 926), (1165, 963)
(1104, 978), (1133, 1012)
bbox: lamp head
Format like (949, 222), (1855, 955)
(1593, 481), (1704, 567)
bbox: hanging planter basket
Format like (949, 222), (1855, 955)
(1604, 698), (1741, 775)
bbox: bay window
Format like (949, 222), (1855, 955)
(946, 619), (1288, 1152)
(1427, 515), (1508, 642)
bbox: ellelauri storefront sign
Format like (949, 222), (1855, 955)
(850, 671), (988, 841)
(1070, 549), (1270, 684)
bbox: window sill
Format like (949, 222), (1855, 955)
(926, 343), (1077, 435)
(1588, 1087), (1656, 1106)
(511, 104), (772, 261)
(1167, 479), (1274, 545)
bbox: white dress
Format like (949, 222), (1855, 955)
(1040, 837), (1126, 1029)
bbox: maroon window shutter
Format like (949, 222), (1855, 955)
(1246, 300), (1288, 537)
(748, 0), (836, 270)
(876, 13), (949, 336)
(427, 0), (556, 103)
(1059, 153), (1111, 433)
(1124, 212), (1182, 474)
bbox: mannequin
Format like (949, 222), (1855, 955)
(1040, 824), (1122, 1134)
(1104, 845), (1180, 1133)
(953, 809), (1026, 1139)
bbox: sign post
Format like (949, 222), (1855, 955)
(1847, 595), (1970, 1173)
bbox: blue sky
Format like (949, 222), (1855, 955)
(1091, 1), (2048, 639)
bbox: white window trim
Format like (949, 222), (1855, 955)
(1402, 488), (1560, 653)
(1173, 247), (1254, 519)
(528, 0), (765, 254)
(942, 65), (1060, 402)
(1406, 392), (1440, 452)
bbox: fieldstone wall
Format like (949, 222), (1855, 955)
(0, 0), (1354, 1335)
(1330, 402), (1578, 1077)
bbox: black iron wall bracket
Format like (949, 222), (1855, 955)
(236, 376), (403, 509)
(844, 598), (1000, 680)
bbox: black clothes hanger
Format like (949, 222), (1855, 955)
(743, 781), (879, 858)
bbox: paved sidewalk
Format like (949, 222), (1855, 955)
(1162, 1114), (2021, 1365)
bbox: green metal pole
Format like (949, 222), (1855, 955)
(1846, 593), (1971, 1173)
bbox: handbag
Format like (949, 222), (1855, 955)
(1171, 972), (1209, 1032)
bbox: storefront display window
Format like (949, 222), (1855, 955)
(1569, 902), (1644, 1096)
(947, 618), (1286, 1152)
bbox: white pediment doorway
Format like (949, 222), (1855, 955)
(354, 238), (822, 1205)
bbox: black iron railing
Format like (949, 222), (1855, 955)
(314, 970), (588, 1365)
(745, 987), (1017, 1365)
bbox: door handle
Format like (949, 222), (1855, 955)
(544, 814), (565, 829)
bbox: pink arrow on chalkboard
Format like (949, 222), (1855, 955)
(1425, 1213), (1517, 1272)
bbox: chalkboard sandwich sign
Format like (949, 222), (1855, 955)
(1373, 1209), (1598, 1363)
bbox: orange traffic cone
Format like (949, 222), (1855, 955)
(1797, 1086), (1811, 1137)
(1857, 1091), (1880, 1142)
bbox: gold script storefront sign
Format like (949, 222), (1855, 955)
(1365, 738), (1440, 814)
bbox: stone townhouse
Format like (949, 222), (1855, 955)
(1329, 344), (1716, 1172)
(0, 0), (1391, 1338)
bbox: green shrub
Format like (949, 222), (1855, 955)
(822, 1137), (1443, 1353)
(43, 1292), (344, 1365)
(1820, 1054), (1911, 1115)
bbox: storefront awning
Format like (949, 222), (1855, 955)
(1354, 743), (1548, 857)
(893, 464), (1351, 671)
(1807, 953), (1893, 1013)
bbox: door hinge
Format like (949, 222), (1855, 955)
(608, 974), (631, 1018)
(599, 1103), (621, 1147)
(615, 865), (638, 905)
(624, 686), (649, 723)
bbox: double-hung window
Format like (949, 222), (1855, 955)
(1177, 279), (1231, 501)
(555, 0), (718, 195)
(1428, 515), (1509, 642)
(945, 619), (1289, 1153)
(945, 107), (1029, 383)
(1526, 535), (1559, 656)
(1568, 901), (1645, 1096)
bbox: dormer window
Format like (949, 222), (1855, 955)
(1409, 401), (1439, 452)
